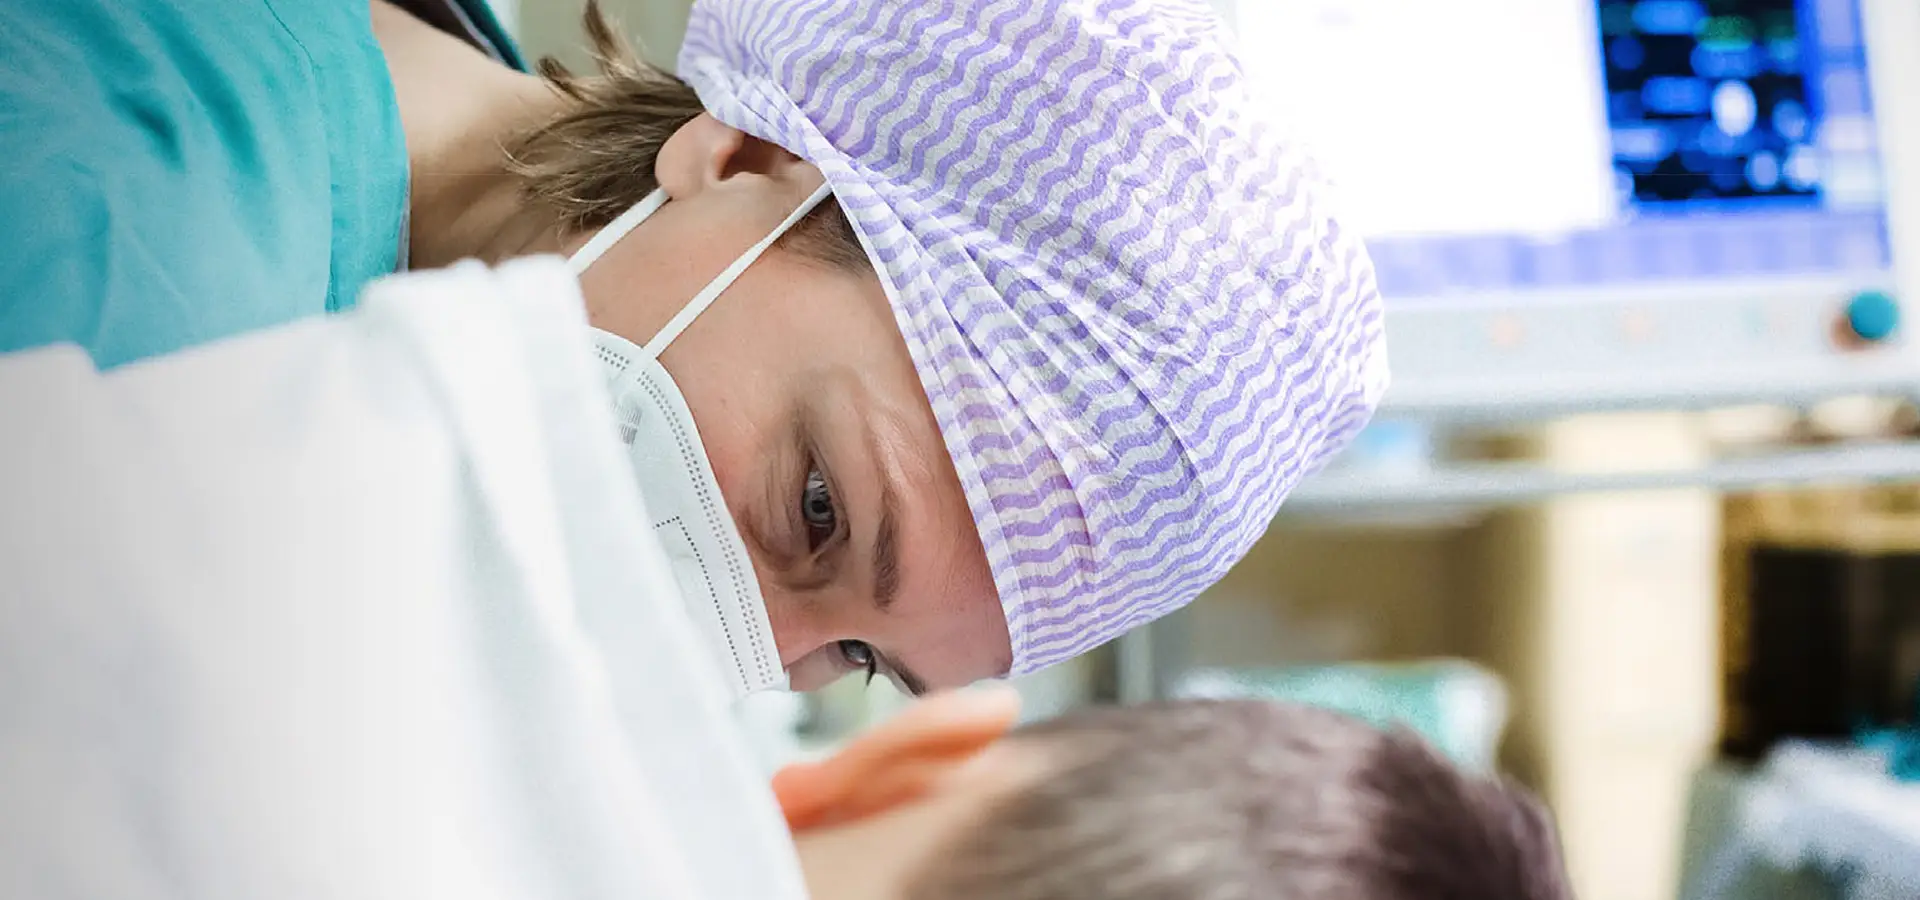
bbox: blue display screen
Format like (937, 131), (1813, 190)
(1366, 0), (1889, 299)
(1603, 0), (1821, 206)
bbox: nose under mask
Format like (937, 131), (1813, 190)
(569, 183), (834, 700)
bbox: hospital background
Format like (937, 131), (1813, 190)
(498, 2), (1916, 898)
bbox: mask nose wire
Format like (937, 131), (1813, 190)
(567, 182), (837, 360)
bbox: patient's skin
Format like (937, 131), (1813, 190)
(771, 689), (1038, 900)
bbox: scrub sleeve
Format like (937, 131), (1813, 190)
(0, 0), (524, 369)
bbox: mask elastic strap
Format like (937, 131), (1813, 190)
(569, 189), (670, 274)
(640, 181), (833, 359)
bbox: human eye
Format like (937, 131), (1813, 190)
(800, 464), (840, 552)
(835, 639), (880, 683)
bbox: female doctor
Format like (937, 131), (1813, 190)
(0, 0), (1387, 695)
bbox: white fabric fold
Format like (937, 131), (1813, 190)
(0, 258), (808, 900)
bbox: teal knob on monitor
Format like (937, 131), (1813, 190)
(1845, 290), (1900, 343)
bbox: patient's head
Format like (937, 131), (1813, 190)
(773, 690), (1572, 900)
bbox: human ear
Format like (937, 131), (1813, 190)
(770, 686), (1021, 832)
(655, 113), (809, 198)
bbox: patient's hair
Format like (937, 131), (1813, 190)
(910, 700), (1573, 900)
(506, 0), (869, 273)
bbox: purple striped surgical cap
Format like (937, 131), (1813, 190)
(680, 0), (1389, 675)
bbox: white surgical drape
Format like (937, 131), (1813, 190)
(0, 258), (808, 900)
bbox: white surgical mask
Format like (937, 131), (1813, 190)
(570, 182), (834, 700)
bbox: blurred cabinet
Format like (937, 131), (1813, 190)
(1721, 489), (1920, 758)
(1472, 415), (1720, 900)
(1177, 413), (1721, 900)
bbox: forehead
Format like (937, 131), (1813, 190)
(855, 315), (1013, 677)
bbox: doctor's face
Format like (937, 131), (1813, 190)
(572, 117), (1011, 694)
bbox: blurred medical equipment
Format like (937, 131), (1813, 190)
(1094, 8), (1920, 900)
(1706, 490), (1920, 897)
(1859, 714), (1920, 782)
(1172, 660), (1511, 771)
(1721, 489), (1920, 762)
(1204, 0), (1920, 512)
(0, 259), (807, 900)
(571, 183), (834, 700)
(1682, 741), (1920, 900)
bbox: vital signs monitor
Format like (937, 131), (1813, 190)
(1226, 0), (1919, 418)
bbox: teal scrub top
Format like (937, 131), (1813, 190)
(0, 0), (524, 369)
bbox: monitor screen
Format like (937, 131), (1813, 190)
(1233, 0), (1890, 297)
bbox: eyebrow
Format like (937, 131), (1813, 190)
(886, 657), (929, 697)
(871, 486), (901, 612)
(874, 497), (930, 697)
(864, 420), (926, 697)
(862, 407), (906, 616)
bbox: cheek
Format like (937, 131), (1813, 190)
(658, 342), (776, 494)
(656, 339), (789, 567)
(761, 591), (821, 669)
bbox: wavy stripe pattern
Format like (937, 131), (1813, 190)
(683, 0), (1390, 674)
